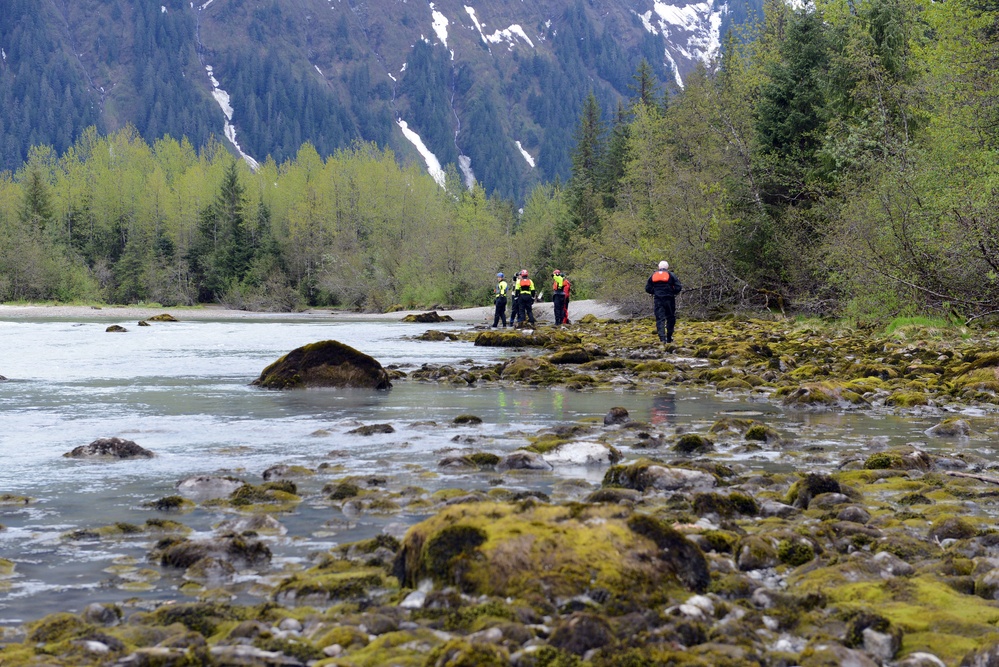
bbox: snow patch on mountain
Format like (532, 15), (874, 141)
(486, 24), (534, 49)
(205, 65), (259, 170)
(429, 3), (449, 47)
(465, 6), (534, 49)
(397, 119), (446, 187)
(636, 0), (727, 85)
(161, 6), (167, 13)
(515, 141), (535, 168)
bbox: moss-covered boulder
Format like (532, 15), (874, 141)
(547, 346), (593, 364)
(402, 311), (453, 323)
(863, 446), (932, 471)
(148, 313), (178, 322)
(787, 473), (842, 509)
(779, 382), (868, 408)
(672, 433), (714, 455)
(392, 502), (709, 601)
(252, 339), (391, 390)
(926, 418), (973, 437)
(603, 458), (716, 492)
(155, 534), (272, 571)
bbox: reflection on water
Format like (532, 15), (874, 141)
(0, 316), (996, 625)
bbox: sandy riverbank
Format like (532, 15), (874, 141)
(0, 299), (629, 324)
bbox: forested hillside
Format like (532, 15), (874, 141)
(0, 0), (749, 202)
(1, 0), (997, 323)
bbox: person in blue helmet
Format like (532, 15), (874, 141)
(492, 272), (509, 328)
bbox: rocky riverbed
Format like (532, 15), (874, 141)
(2, 314), (999, 666)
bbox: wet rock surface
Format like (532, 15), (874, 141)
(63, 437), (154, 459)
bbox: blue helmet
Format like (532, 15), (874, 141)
(497, 272), (504, 278)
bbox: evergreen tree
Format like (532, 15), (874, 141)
(559, 93), (606, 271)
(18, 168), (54, 234)
(189, 160), (252, 301)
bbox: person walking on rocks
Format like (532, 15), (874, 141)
(645, 260), (682, 344)
(515, 270), (537, 327)
(551, 270), (568, 325)
(492, 272), (509, 328)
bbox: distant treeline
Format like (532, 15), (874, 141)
(2, 0), (998, 321)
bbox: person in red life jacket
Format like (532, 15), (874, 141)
(510, 270), (524, 325)
(644, 260), (682, 343)
(559, 273), (572, 324)
(515, 270), (536, 326)
(492, 272), (509, 328)
(551, 270), (567, 325)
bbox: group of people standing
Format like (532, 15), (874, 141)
(492, 269), (571, 328)
(490, 259), (682, 346)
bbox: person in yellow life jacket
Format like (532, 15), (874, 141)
(552, 270), (568, 325)
(514, 270), (536, 326)
(492, 272), (509, 327)
(644, 260), (682, 344)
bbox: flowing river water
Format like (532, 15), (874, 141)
(0, 314), (996, 630)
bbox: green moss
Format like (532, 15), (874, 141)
(26, 613), (91, 643)
(254, 636), (323, 662)
(792, 575), (999, 663)
(327, 481), (362, 500)
(777, 539), (815, 567)
(274, 570), (386, 604)
(423, 638), (510, 666)
(412, 600), (516, 632)
(467, 452), (500, 467)
(673, 434), (713, 455)
(144, 495), (194, 511)
(886, 391), (930, 407)
(452, 414), (483, 425)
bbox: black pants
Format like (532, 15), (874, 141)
(553, 293), (566, 324)
(654, 296), (676, 342)
(518, 293), (535, 325)
(492, 297), (507, 327)
(510, 293), (521, 324)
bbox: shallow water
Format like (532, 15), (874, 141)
(0, 315), (996, 626)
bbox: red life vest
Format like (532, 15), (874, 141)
(519, 278), (532, 288)
(652, 270), (672, 283)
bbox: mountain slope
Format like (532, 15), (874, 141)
(0, 0), (760, 201)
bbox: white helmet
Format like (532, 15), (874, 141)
(658, 260), (669, 270)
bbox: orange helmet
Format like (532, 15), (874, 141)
(553, 269), (561, 275)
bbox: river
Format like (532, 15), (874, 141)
(0, 314), (991, 628)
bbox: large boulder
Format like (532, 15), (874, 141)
(63, 437), (154, 459)
(252, 340), (391, 390)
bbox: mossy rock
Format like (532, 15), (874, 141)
(779, 382), (869, 408)
(692, 492), (759, 518)
(27, 612), (92, 643)
(500, 356), (559, 383)
(863, 447), (932, 471)
(141, 601), (245, 637)
(392, 501), (709, 601)
(886, 390), (930, 407)
(745, 423), (781, 442)
(148, 313), (178, 322)
(547, 346), (594, 364)
(402, 311), (454, 323)
(787, 473), (842, 509)
(252, 339), (391, 390)
(144, 495), (194, 511)
(273, 569), (386, 606)
(602, 458), (716, 492)
(105, 324), (127, 332)
(349, 423), (395, 435)
(777, 538), (816, 566)
(672, 433), (714, 455)
(452, 414), (483, 425)
(928, 516), (978, 541)
(417, 330), (457, 341)
(423, 638), (509, 666)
